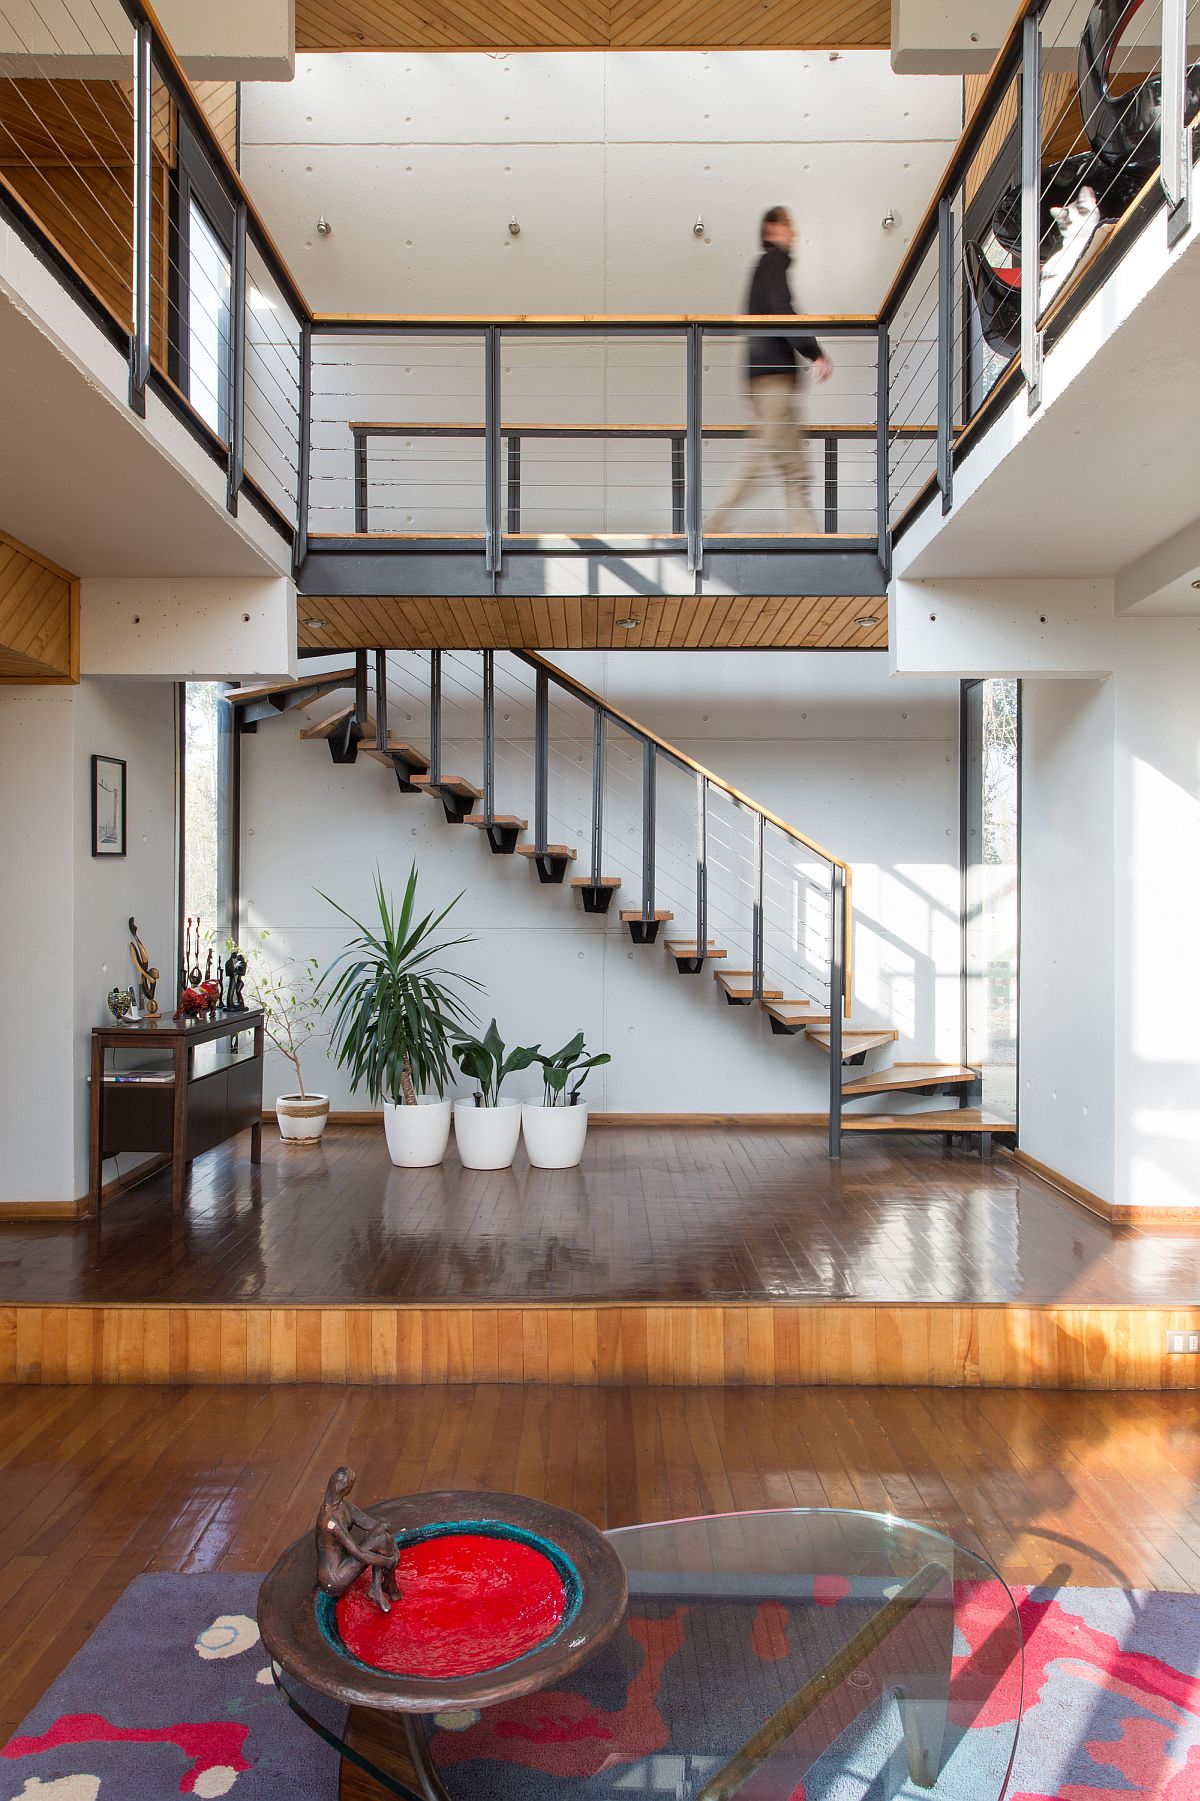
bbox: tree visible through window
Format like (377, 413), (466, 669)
(181, 684), (236, 976)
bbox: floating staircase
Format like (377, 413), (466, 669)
(231, 649), (1013, 1159)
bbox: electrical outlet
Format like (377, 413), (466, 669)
(1166, 1331), (1200, 1354)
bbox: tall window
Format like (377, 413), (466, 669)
(180, 684), (237, 978)
(187, 198), (232, 439)
(962, 679), (1020, 1121)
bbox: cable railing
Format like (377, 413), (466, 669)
(0, 0), (1193, 565)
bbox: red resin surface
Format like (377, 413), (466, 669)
(336, 1532), (568, 1679)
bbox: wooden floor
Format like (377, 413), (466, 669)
(3, 1381), (1199, 1740)
(4, 1124), (1197, 1306)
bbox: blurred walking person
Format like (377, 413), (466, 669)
(707, 206), (832, 535)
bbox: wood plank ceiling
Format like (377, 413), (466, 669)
(297, 593), (888, 650)
(295, 0), (889, 52)
(0, 530), (79, 682)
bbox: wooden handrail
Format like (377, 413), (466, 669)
(513, 649), (851, 876)
(312, 313), (875, 329)
(347, 420), (936, 437)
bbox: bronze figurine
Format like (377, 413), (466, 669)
(128, 917), (160, 1019)
(316, 1467), (402, 1613)
(225, 947), (247, 1011)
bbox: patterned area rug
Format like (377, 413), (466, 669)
(2, 1573), (1199, 1799)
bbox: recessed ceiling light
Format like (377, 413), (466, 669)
(303, 616), (328, 629)
(854, 615), (879, 627)
(616, 618), (640, 630)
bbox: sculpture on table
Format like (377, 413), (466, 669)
(128, 917), (160, 1020)
(225, 947), (247, 1011)
(315, 1467), (402, 1614)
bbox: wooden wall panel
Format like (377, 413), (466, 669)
(0, 1302), (1195, 1389)
(0, 77), (170, 353)
(298, 593), (889, 651)
(296, 0), (890, 51)
(0, 530), (79, 684)
(194, 81), (238, 166)
(964, 69), (1079, 207)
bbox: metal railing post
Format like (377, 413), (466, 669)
(823, 436), (838, 533)
(828, 865), (846, 1161)
(534, 667), (549, 852)
(751, 813), (765, 1003)
(695, 774), (708, 954)
(353, 429), (369, 533)
(374, 650), (388, 752)
(354, 649), (369, 731)
(1020, 8), (1044, 413)
(685, 324), (704, 573)
(875, 319), (891, 579)
(128, 18), (152, 417)
(590, 710), (605, 885)
(936, 193), (954, 513)
(482, 650), (495, 820)
(641, 740), (657, 918)
(295, 320), (311, 571)
(507, 434), (522, 533)
(226, 200), (247, 514)
(429, 650), (443, 783)
(484, 326), (502, 574)
(1162, 0), (1193, 245)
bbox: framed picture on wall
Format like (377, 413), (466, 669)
(91, 755), (127, 857)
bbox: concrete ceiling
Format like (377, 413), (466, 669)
(895, 224), (1200, 601)
(0, 283), (285, 581)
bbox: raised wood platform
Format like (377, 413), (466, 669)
(0, 1300), (1195, 1390)
(2, 1125), (1195, 1391)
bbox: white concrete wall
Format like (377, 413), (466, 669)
(0, 689), (78, 1202)
(1019, 678), (1116, 1204)
(1113, 620), (1200, 1215)
(239, 651), (961, 1114)
(243, 50), (961, 533)
(0, 677), (176, 1204)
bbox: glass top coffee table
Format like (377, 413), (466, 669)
(266, 1504), (1023, 1801)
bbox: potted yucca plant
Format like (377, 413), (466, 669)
(451, 1019), (541, 1170)
(319, 865), (479, 1167)
(522, 1031), (610, 1169)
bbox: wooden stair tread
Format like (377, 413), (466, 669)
(620, 909), (674, 922)
(570, 876), (621, 889)
(411, 775), (482, 798)
(806, 1027), (900, 1058)
(665, 940), (728, 959)
(463, 814), (528, 829)
(300, 704), (373, 741)
(230, 667), (356, 705)
(844, 1108), (1013, 1133)
(716, 972), (784, 999)
(843, 1063), (975, 1097)
(359, 741), (429, 767)
(764, 1002), (832, 1024)
(517, 844), (577, 860)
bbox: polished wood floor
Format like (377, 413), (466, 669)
(2, 1381), (1199, 1739)
(3, 1125), (1198, 1305)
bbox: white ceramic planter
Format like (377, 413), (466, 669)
(453, 1097), (523, 1170)
(275, 1094), (330, 1144)
(522, 1101), (589, 1170)
(383, 1096), (452, 1168)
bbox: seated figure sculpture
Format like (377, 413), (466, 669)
(316, 1466), (402, 1614)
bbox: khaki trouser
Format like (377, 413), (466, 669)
(707, 371), (819, 535)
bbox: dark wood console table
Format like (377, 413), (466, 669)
(88, 1009), (264, 1216)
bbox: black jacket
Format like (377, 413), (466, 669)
(744, 246), (823, 381)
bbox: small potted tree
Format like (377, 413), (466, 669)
(451, 1020), (541, 1171)
(319, 866), (479, 1167)
(522, 1032), (610, 1169)
(236, 931), (328, 1144)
